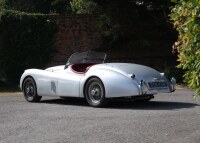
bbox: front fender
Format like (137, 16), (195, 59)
(20, 69), (43, 90)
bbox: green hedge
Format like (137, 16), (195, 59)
(0, 10), (57, 85)
(170, 0), (200, 96)
(0, 0), (72, 14)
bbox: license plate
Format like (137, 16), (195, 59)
(148, 82), (167, 88)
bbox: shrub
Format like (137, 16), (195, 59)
(71, 0), (99, 14)
(170, 0), (200, 96)
(0, 0), (5, 11)
(0, 10), (57, 85)
(164, 67), (185, 84)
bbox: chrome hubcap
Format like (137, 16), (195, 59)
(25, 82), (34, 98)
(88, 82), (103, 103)
(91, 88), (100, 96)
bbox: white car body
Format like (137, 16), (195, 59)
(20, 51), (176, 107)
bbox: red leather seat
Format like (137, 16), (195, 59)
(71, 63), (96, 74)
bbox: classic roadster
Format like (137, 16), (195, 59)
(20, 51), (176, 107)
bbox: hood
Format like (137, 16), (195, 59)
(96, 63), (161, 80)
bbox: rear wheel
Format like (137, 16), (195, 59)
(85, 77), (108, 107)
(23, 77), (42, 102)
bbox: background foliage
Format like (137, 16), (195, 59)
(72, 0), (176, 50)
(170, 0), (200, 96)
(0, 0), (186, 87)
(0, 10), (57, 84)
(72, 0), (182, 80)
(0, 0), (5, 11)
(71, 0), (98, 14)
(0, 0), (72, 14)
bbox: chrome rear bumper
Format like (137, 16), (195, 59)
(140, 77), (176, 95)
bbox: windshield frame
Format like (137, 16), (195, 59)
(65, 51), (106, 68)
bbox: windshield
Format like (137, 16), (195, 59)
(66, 51), (106, 66)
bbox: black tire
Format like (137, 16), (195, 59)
(85, 77), (108, 107)
(23, 77), (42, 102)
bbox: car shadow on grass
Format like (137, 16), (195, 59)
(40, 97), (199, 110)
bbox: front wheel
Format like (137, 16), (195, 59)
(85, 77), (108, 107)
(23, 77), (42, 102)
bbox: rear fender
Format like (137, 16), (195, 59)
(80, 68), (140, 98)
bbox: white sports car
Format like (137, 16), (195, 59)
(20, 51), (176, 107)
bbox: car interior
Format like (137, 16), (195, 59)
(70, 63), (96, 74)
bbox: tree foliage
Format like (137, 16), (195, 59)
(0, 0), (5, 11)
(72, 0), (175, 50)
(170, 0), (200, 96)
(71, 0), (98, 14)
(0, 0), (72, 14)
(0, 10), (57, 84)
(72, 0), (184, 82)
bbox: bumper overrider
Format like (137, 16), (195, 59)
(140, 77), (176, 95)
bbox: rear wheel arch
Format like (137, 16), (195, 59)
(83, 76), (108, 107)
(83, 76), (103, 97)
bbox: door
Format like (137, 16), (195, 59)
(36, 69), (84, 97)
(56, 73), (83, 97)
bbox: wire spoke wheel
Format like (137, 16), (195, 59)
(85, 77), (108, 107)
(24, 82), (35, 98)
(23, 77), (42, 102)
(88, 82), (103, 104)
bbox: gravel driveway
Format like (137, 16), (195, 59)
(0, 89), (200, 143)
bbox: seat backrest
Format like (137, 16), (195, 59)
(71, 63), (96, 74)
